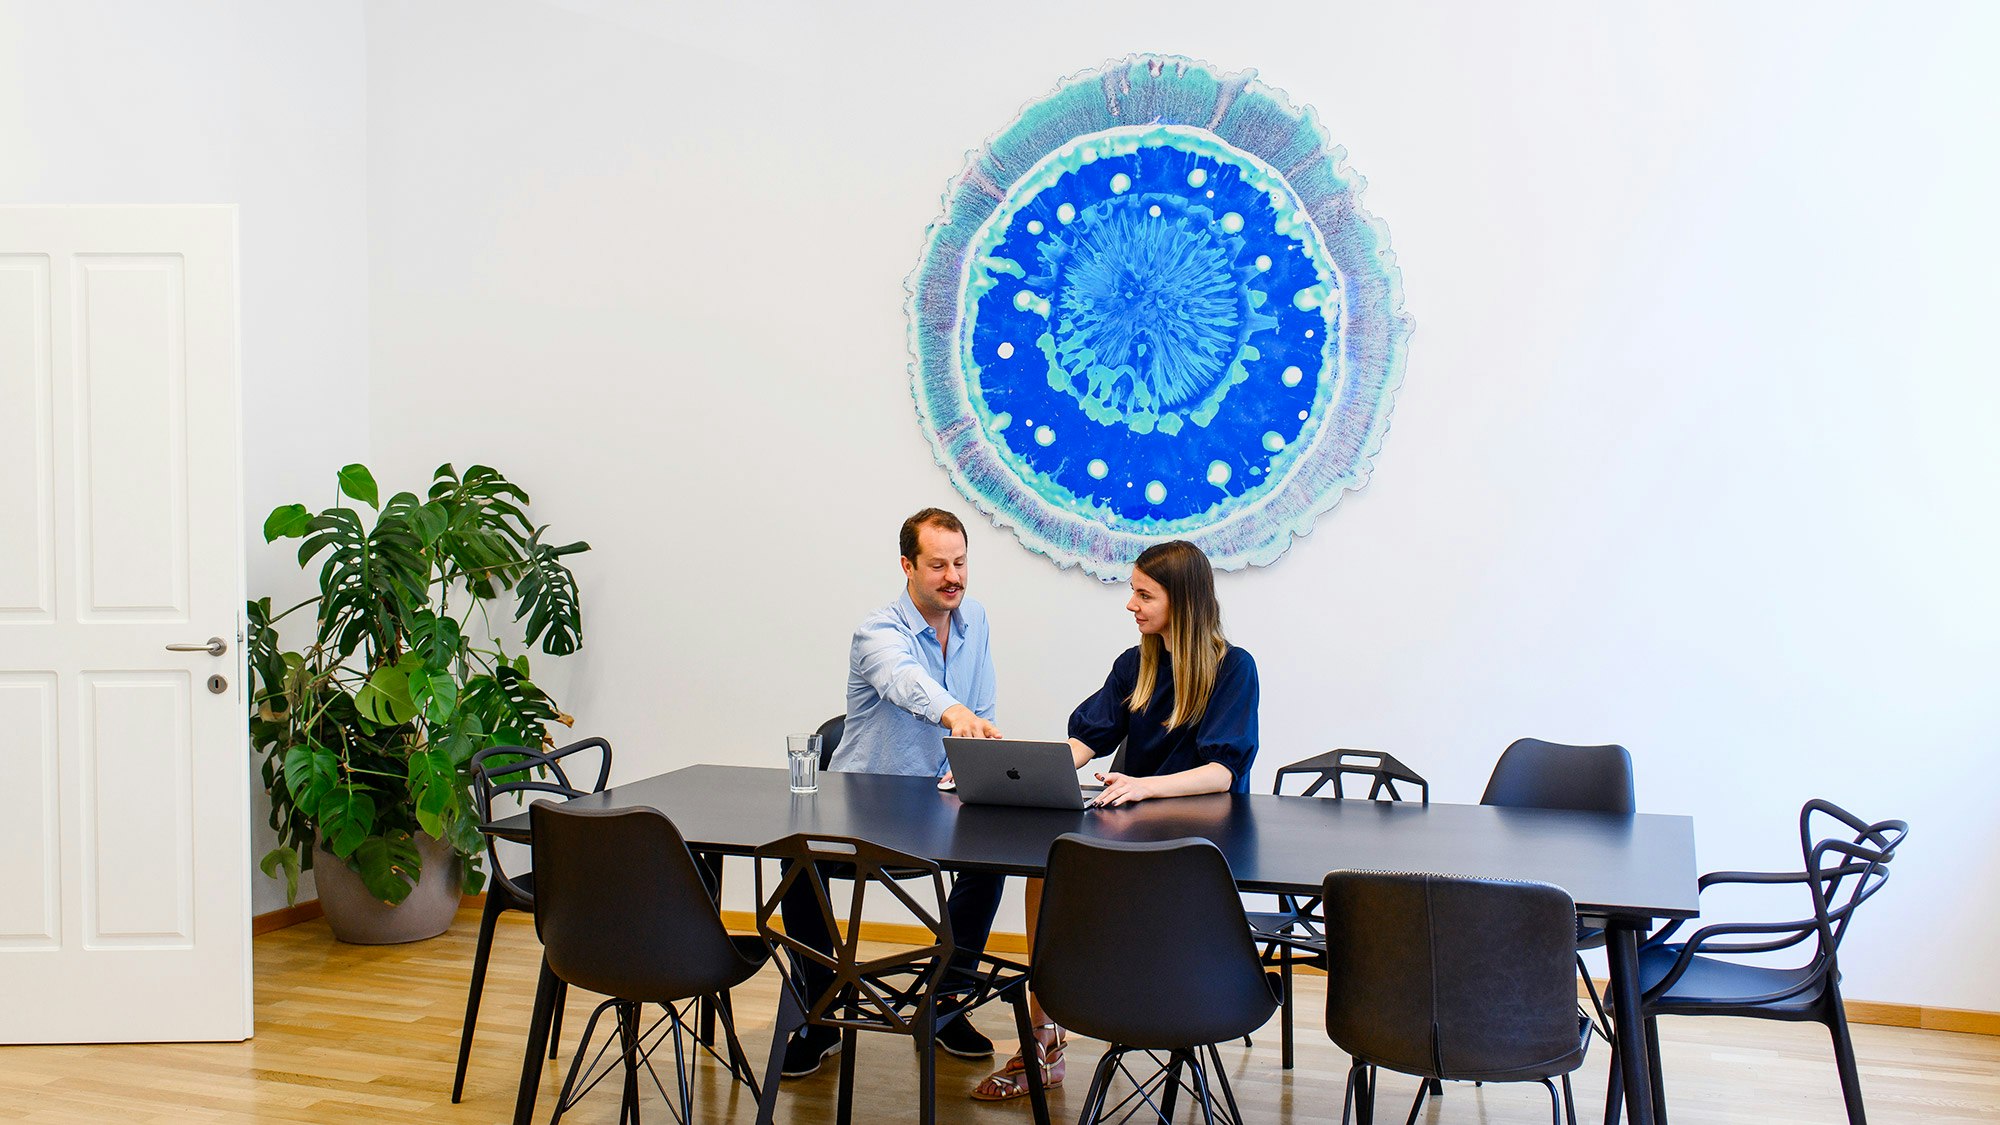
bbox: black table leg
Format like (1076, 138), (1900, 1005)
(696, 852), (725, 1046)
(1604, 921), (1656, 1125)
(513, 957), (559, 1125)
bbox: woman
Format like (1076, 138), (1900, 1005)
(972, 539), (1259, 1101)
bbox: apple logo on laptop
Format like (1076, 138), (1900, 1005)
(1006, 768), (1022, 780)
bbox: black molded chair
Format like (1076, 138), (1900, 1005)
(1035, 835), (1279, 1125)
(1322, 870), (1592, 1125)
(529, 803), (765, 1124)
(752, 834), (1048, 1125)
(1250, 749), (1430, 1069)
(1606, 799), (1907, 1125)
(814, 713), (845, 769)
(1481, 738), (1635, 815)
(452, 736), (612, 1103)
(1481, 737), (1636, 1036)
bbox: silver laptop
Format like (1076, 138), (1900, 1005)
(943, 738), (1100, 810)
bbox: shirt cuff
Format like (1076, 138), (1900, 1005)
(924, 693), (964, 726)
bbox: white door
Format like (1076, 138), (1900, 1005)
(0, 206), (250, 1042)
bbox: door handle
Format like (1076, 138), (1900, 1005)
(166, 637), (228, 657)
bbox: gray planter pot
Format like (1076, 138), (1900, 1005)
(312, 833), (463, 944)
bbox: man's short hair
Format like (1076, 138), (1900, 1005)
(900, 508), (967, 563)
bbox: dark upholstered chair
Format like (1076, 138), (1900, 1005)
(1250, 748), (1430, 1069)
(528, 803), (765, 1124)
(1607, 799), (1907, 1125)
(1036, 835), (1279, 1125)
(1323, 870), (1592, 1125)
(753, 834), (1047, 1125)
(452, 737), (612, 1103)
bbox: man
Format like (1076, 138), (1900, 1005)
(779, 508), (1009, 1078)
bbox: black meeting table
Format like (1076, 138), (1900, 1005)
(491, 764), (1698, 1125)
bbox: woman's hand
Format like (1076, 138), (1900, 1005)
(1091, 762), (1235, 805)
(1091, 771), (1162, 807)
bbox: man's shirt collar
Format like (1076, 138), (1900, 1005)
(896, 589), (965, 638)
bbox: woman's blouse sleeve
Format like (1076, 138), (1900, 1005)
(1067, 648), (1137, 758)
(1194, 648), (1259, 784)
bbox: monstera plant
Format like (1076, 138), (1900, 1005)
(247, 463), (588, 907)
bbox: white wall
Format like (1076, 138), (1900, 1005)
(19, 0), (1987, 1007)
(361, 0), (2000, 1011)
(0, 0), (371, 912)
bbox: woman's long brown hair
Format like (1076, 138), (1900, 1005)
(1126, 540), (1228, 729)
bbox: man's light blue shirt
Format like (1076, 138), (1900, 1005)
(829, 591), (997, 778)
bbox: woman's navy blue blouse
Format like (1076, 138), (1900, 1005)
(1068, 645), (1259, 793)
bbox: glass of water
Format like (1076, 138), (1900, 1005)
(787, 734), (821, 793)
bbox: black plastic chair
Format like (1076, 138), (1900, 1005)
(1481, 738), (1635, 816)
(452, 736), (613, 1103)
(1605, 799), (1907, 1125)
(529, 803), (765, 1124)
(752, 834), (1048, 1125)
(1322, 870), (1592, 1125)
(1035, 835), (1279, 1125)
(814, 712), (845, 769)
(1481, 737), (1636, 1037)
(1249, 749), (1430, 1070)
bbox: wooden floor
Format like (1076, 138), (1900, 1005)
(3, 907), (1997, 1124)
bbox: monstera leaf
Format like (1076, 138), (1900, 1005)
(429, 463), (536, 597)
(459, 666), (562, 751)
(352, 832), (423, 905)
(298, 498), (430, 659)
(515, 532), (590, 655)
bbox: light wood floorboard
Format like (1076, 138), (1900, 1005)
(2, 907), (1996, 1124)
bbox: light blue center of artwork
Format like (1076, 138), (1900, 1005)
(962, 127), (1339, 527)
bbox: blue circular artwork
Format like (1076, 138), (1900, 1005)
(909, 55), (1410, 579)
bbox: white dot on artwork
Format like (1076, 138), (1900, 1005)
(1220, 212), (1244, 234)
(1057, 203), (1076, 224)
(1262, 431), (1286, 452)
(1026, 219), (1044, 235)
(997, 342), (1015, 359)
(1145, 480), (1167, 504)
(1255, 255), (1272, 272)
(1305, 329), (1315, 338)
(1087, 459), (1108, 479)
(1187, 168), (1208, 188)
(1014, 291), (1033, 311)
(1282, 365), (1302, 387)
(1207, 461), (1231, 487)
(1110, 173), (1131, 194)
(1035, 426), (1054, 446)
(1298, 411), (1308, 421)
(1148, 204), (1162, 218)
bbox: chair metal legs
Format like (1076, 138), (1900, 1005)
(1538, 1075), (1579, 1125)
(1075, 1043), (1249, 1125)
(553, 992), (758, 1125)
(1345, 1061), (1575, 1125)
(1340, 1058), (1377, 1125)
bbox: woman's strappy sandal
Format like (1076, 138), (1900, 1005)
(970, 1023), (1067, 1102)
